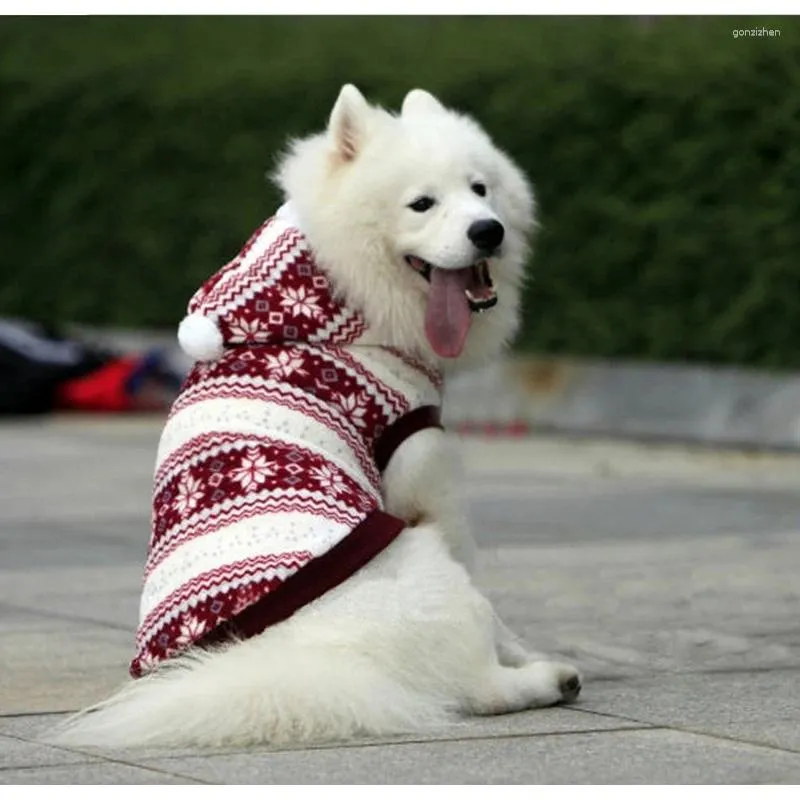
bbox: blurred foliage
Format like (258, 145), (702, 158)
(1, 16), (798, 366)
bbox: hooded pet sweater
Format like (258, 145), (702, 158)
(132, 207), (443, 677)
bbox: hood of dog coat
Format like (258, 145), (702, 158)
(177, 204), (371, 362)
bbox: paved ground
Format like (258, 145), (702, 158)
(1, 416), (799, 784)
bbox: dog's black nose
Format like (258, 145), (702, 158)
(467, 219), (505, 254)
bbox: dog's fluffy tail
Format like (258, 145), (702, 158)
(44, 632), (455, 750)
(43, 528), (493, 750)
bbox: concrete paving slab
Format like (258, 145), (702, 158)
(0, 613), (131, 714)
(0, 714), (236, 764)
(578, 670), (800, 750)
(0, 419), (157, 526)
(140, 729), (800, 784)
(0, 523), (144, 572)
(0, 715), (66, 738)
(471, 483), (800, 544)
(1, 568), (139, 629)
(0, 761), (202, 784)
(459, 436), (800, 488)
(697, 720), (800, 754)
(0, 732), (99, 770)
(2, 418), (800, 783)
(476, 526), (800, 679)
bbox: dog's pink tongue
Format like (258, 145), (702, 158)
(425, 267), (472, 358)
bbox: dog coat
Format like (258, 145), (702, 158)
(131, 206), (443, 677)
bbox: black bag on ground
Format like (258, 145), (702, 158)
(0, 318), (111, 414)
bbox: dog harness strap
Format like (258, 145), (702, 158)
(373, 404), (443, 473)
(198, 509), (407, 647)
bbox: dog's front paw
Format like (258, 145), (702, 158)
(525, 661), (582, 706)
(558, 667), (582, 704)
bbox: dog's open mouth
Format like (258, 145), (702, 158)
(405, 256), (498, 313)
(405, 255), (498, 359)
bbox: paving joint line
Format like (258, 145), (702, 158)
(0, 731), (214, 784)
(140, 723), (655, 760)
(2, 721), (653, 761)
(0, 711), (70, 720)
(562, 706), (800, 756)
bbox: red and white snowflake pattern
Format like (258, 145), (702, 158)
(337, 392), (370, 428)
(229, 447), (276, 491)
(265, 350), (307, 379)
(131, 213), (443, 678)
(309, 464), (348, 496)
(175, 473), (204, 514)
(176, 615), (208, 646)
(228, 317), (265, 343)
(280, 285), (322, 319)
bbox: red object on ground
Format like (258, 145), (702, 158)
(56, 355), (166, 412)
(455, 420), (530, 437)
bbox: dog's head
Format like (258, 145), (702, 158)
(274, 84), (536, 369)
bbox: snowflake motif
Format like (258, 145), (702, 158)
(176, 615), (207, 647)
(337, 392), (369, 428)
(228, 317), (265, 342)
(229, 447), (275, 491)
(309, 464), (348, 496)
(280, 285), (322, 319)
(175, 473), (204, 514)
(264, 349), (307, 379)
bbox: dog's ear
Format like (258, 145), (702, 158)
(401, 89), (445, 117)
(328, 84), (370, 162)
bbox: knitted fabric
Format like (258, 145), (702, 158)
(132, 209), (443, 677)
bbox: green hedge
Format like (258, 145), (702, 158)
(1, 17), (798, 367)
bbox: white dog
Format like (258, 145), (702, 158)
(47, 85), (580, 750)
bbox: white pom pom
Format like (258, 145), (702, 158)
(177, 313), (224, 362)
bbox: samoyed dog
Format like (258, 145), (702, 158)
(47, 85), (580, 750)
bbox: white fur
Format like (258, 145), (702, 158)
(274, 85), (536, 371)
(45, 85), (579, 751)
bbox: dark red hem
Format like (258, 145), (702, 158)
(197, 508), (406, 648)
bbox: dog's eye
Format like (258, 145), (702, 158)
(471, 182), (487, 197)
(408, 196), (435, 213)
